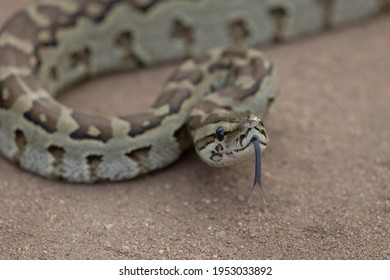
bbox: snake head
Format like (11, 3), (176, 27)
(193, 112), (268, 167)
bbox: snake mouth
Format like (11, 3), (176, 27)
(233, 134), (267, 154)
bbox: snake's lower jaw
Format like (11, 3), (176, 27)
(201, 137), (267, 168)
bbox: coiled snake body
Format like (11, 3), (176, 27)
(0, 0), (382, 184)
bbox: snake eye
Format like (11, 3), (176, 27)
(215, 126), (225, 141)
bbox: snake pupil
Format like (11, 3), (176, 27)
(215, 126), (225, 141)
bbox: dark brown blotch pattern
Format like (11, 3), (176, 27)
(173, 124), (191, 151)
(236, 57), (271, 81)
(268, 4), (288, 42)
(153, 88), (191, 114)
(221, 48), (248, 59)
(193, 53), (211, 64)
(219, 84), (245, 100)
(2, 12), (41, 46)
(47, 145), (65, 168)
(122, 112), (164, 137)
(86, 154), (103, 181)
(267, 97), (275, 107)
(24, 98), (61, 133)
(126, 145), (151, 173)
(170, 18), (194, 49)
(49, 66), (59, 81)
(0, 75), (29, 109)
(13, 129), (27, 162)
(37, 5), (74, 26)
(229, 19), (250, 43)
(194, 100), (227, 114)
(70, 111), (113, 142)
(189, 101), (232, 131)
(208, 57), (232, 72)
(203, 111), (249, 126)
(70, 46), (91, 68)
(0, 46), (35, 68)
(169, 69), (203, 85)
(187, 115), (202, 132)
(316, 0), (335, 30)
(219, 81), (260, 101)
(115, 29), (145, 66)
(131, 0), (162, 13)
(20, 74), (41, 92)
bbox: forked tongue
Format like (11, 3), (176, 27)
(249, 137), (266, 205)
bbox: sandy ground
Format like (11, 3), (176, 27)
(0, 1), (389, 260)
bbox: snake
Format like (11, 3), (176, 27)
(0, 0), (385, 187)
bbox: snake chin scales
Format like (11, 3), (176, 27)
(0, 0), (381, 183)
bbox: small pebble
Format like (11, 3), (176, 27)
(216, 231), (227, 239)
(104, 224), (113, 230)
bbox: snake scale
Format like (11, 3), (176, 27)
(0, 0), (386, 184)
